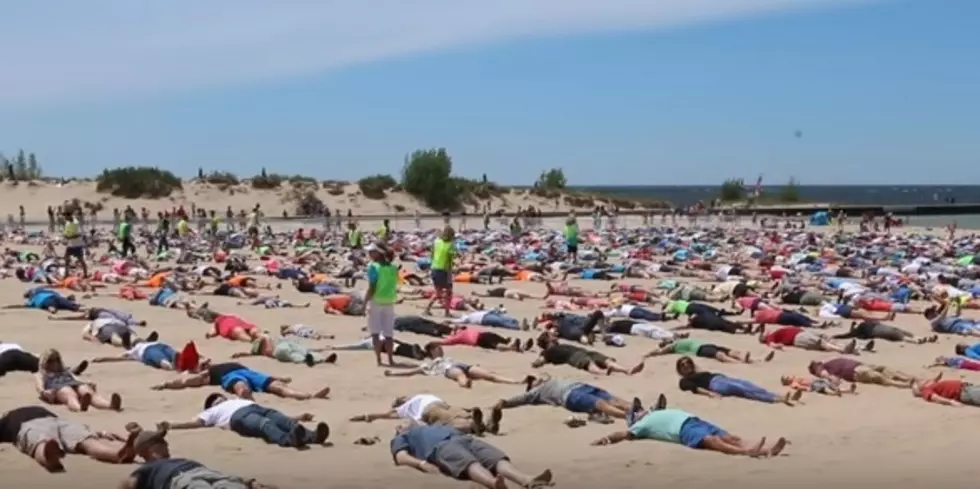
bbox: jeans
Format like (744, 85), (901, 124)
(778, 311), (815, 327)
(708, 375), (778, 403)
(481, 312), (520, 330)
(629, 308), (662, 321)
(228, 404), (312, 447)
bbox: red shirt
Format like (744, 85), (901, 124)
(920, 379), (966, 401)
(763, 326), (802, 346)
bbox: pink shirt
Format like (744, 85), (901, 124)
(441, 327), (481, 347)
(753, 308), (783, 324)
(215, 315), (256, 338)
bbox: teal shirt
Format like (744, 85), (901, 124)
(629, 409), (693, 443)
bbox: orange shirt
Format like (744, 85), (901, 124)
(226, 275), (248, 287)
(516, 270), (533, 281)
(453, 272), (473, 283)
(325, 295), (352, 312)
(147, 272), (170, 288)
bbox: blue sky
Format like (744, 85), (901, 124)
(0, 0), (976, 186)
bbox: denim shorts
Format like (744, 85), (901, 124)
(220, 369), (273, 393)
(678, 417), (728, 448)
(564, 385), (613, 413)
(142, 343), (177, 368)
(431, 270), (452, 289)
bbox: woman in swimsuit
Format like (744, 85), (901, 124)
(36, 349), (122, 412)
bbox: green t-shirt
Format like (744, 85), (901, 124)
(564, 224), (579, 245)
(369, 262), (399, 304)
(432, 239), (453, 271)
(118, 222), (131, 240)
(665, 300), (690, 315)
(671, 338), (704, 355)
(628, 409), (693, 443)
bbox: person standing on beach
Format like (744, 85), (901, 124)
(118, 214), (135, 258)
(565, 215), (579, 263)
(62, 210), (88, 278)
(425, 226), (456, 317)
(366, 243), (398, 366)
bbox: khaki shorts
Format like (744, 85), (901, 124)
(793, 332), (823, 350)
(854, 365), (898, 384)
(17, 417), (94, 455)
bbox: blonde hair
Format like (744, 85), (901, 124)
(38, 349), (64, 373)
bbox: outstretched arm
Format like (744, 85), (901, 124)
(591, 430), (633, 446)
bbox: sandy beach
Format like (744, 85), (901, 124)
(1, 220), (978, 489)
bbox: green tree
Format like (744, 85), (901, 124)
(13, 149), (27, 181)
(0, 153), (6, 181)
(778, 177), (801, 203)
(358, 174), (398, 200)
(718, 178), (746, 201)
(401, 148), (459, 210)
(96, 166), (182, 198)
(535, 168), (567, 190)
(26, 153), (41, 180)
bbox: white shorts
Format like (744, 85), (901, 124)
(367, 303), (395, 337)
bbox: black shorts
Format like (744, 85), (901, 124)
(567, 244), (578, 254)
(485, 287), (506, 298)
(213, 283), (232, 296)
(696, 344), (730, 358)
(65, 246), (85, 259)
(431, 270), (452, 289)
(475, 332), (508, 350)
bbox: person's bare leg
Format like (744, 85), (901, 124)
(267, 382), (330, 400)
(819, 338), (851, 354)
(495, 460), (553, 488)
(56, 388), (86, 412)
(593, 400), (628, 418)
(466, 366), (521, 385)
(230, 329), (252, 342)
(87, 390), (122, 411)
(464, 463), (509, 489)
(77, 432), (138, 463)
(605, 361), (644, 375)
(700, 435), (766, 457)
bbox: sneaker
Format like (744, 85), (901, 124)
(487, 406), (503, 435)
(314, 422), (330, 444)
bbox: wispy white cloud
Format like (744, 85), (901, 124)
(0, 0), (866, 108)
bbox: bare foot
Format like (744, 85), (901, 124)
(493, 475), (508, 489)
(748, 437), (767, 458)
(629, 362), (645, 375)
(35, 439), (66, 472)
(312, 386), (331, 399)
(527, 469), (555, 488)
(79, 392), (92, 412)
(768, 437), (789, 457)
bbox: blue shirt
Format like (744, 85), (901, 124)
(390, 424), (459, 462)
(149, 287), (175, 307)
(964, 343), (980, 360)
(367, 264), (379, 286)
(27, 291), (57, 308)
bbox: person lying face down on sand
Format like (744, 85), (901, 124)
(646, 337), (772, 364)
(326, 334), (428, 360)
(537, 311), (604, 344)
(322, 290), (368, 315)
(0, 342), (89, 377)
(81, 317), (159, 350)
(450, 308), (523, 330)
(91, 340), (208, 372)
(187, 304), (263, 343)
(751, 303), (837, 328)
(927, 355), (980, 372)
(493, 374), (633, 421)
(675, 356), (801, 406)
(0, 405), (158, 473)
(808, 357), (918, 389)
(781, 375), (857, 397)
(48, 305), (147, 327)
(351, 393), (503, 436)
(384, 343), (524, 389)
(470, 287), (544, 301)
(439, 325), (531, 352)
(533, 333), (645, 376)
(590, 394), (789, 458)
(543, 281), (604, 299)
(35, 349), (124, 413)
(912, 374), (980, 407)
(925, 303), (980, 337)
(147, 284), (196, 309)
(150, 361), (330, 401)
(230, 335), (338, 367)
(391, 422), (554, 489)
(671, 311), (754, 335)
(238, 295), (310, 308)
(278, 323), (334, 340)
(759, 325), (864, 355)
(393, 314), (454, 337)
(2, 286), (84, 313)
(119, 428), (279, 489)
(156, 393), (330, 449)
(833, 320), (936, 345)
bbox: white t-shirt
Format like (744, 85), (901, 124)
(0, 343), (24, 355)
(124, 341), (160, 361)
(395, 394), (443, 423)
(83, 317), (124, 336)
(197, 400), (256, 428)
(606, 304), (635, 318)
(454, 311), (488, 325)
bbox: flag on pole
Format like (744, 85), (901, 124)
(752, 175), (763, 197)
